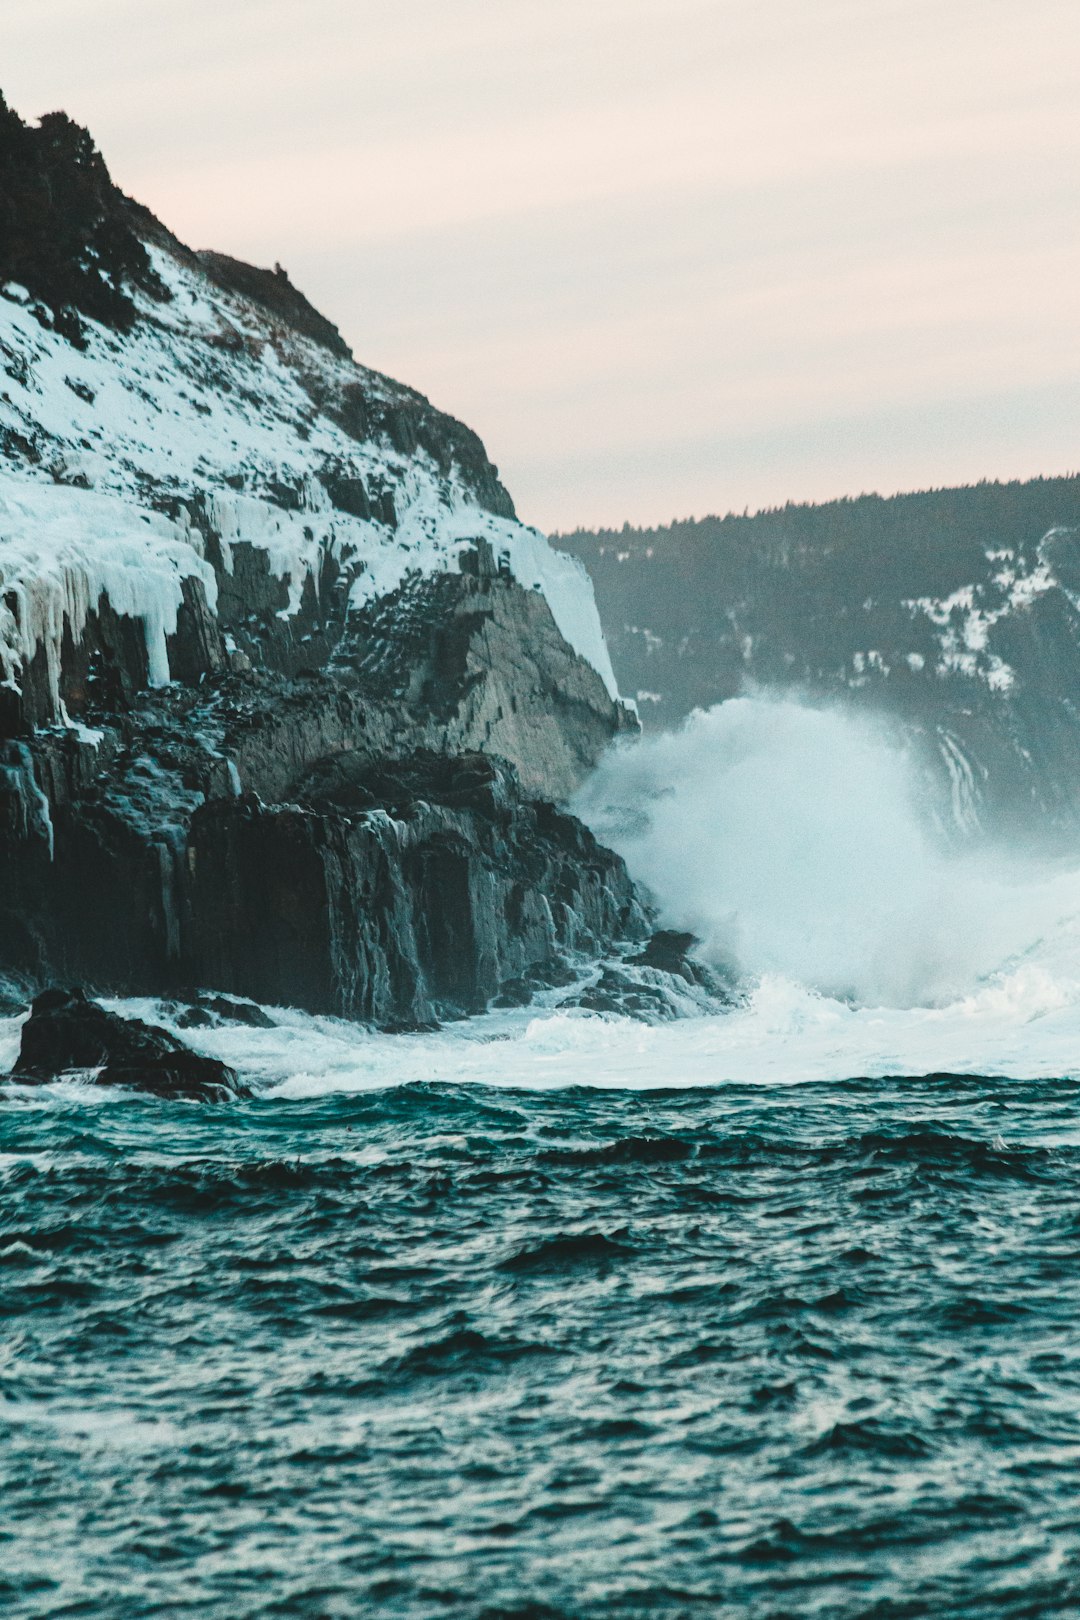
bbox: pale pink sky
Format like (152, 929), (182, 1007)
(7, 0), (1079, 531)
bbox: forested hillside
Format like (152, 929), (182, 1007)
(558, 476), (1080, 839)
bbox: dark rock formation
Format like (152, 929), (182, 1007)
(8, 987), (247, 1099)
(628, 929), (716, 985)
(339, 562), (636, 801)
(0, 94), (168, 335)
(197, 252), (352, 359)
(187, 752), (648, 1024)
(0, 94), (687, 1035)
(569, 930), (732, 1021)
(0, 617), (657, 1021)
(174, 993), (277, 1031)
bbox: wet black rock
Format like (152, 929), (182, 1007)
(8, 987), (248, 1100)
(628, 930), (720, 989)
(186, 752), (650, 1025)
(568, 933), (733, 1022)
(174, 993), (278, 1031)
(0, 562), (651, 1021)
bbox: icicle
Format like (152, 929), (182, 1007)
(0, 741), (54, 858)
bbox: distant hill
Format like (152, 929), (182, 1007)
(558, 476), (1080, 841)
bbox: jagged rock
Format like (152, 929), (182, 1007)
(174, 993), (277, 1031)
(197, 252), (352, 359)
(0, 94), (168, 334)
(185, 753), (649, 1024)
(340, 565), (637, 801)
(8, 987), (247, 1099)
(0, 723), (658, 1025)
(0, 95), (661, 1032)
(570, 966), (668, 1019)
(628, 930), (717, 988)
(558, 931), (734, 1021)
(0, 529), (646, 1013)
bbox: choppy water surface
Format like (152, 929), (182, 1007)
(4, 1073), (1080, 1618)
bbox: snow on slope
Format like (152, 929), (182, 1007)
(0, 479), (215, 701)
(0, 242), (618, 703)
(901, 546), (1058, 694)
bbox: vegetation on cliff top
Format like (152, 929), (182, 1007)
(0, 93), (168, 336)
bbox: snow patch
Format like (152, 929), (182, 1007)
(903, 545), (1057, 693)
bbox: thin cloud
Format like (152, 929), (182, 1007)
(5, 0), (1078, 529)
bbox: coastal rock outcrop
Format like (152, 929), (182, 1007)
(0, 94), (677, 1028)
(568, 930), (731, 1020)
(188, 753), (648, 1024)
(8, 987), (246, 1099)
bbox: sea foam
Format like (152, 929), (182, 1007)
(6, 694), (1080, 1095)
(574, 695), (1080, 1010)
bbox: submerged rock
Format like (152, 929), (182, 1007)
(174, 993), (277, 1031)
(8, 987), (248, 1100)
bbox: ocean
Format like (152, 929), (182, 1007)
(3, 1068), (1080, 1617)
(4, 694), (1080, 1617)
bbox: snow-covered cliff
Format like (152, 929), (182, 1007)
(0, 211), (619, 726)
(0, 97), (674, 1025)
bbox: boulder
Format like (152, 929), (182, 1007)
(8, 987), (248, 1100)
(628, 930), (715, 986)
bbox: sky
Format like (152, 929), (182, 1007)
(5, 0), (1079, 532)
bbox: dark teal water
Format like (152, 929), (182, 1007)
(3, 1075), (1080, 1618)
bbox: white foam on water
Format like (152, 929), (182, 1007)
(5, 961), (1080, 1098)
(54, 953), (1080, 1096)
(575, 696), (1080, 1010)
(0, 1398), (181, 1451)
(6, 693), (1080, 1095)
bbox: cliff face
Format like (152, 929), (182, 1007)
(559, 479), (1080, 843)
(0, 97), (650, 1024)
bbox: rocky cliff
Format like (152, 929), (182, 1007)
(0, 95), (659, 1025)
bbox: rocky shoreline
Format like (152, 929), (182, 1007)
(0, 95), (716, 1037)
(0, 553), (648, 1026)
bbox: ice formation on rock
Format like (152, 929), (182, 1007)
(0, 234), (617, 715)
